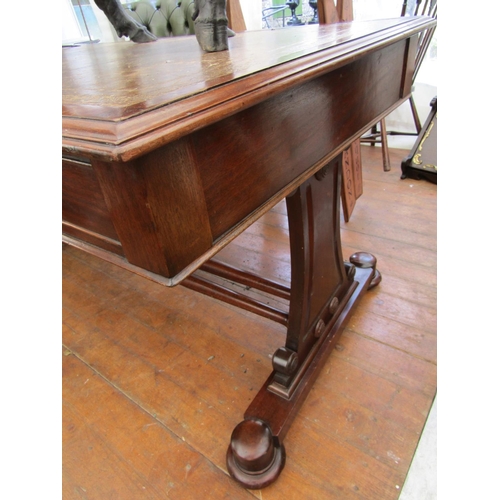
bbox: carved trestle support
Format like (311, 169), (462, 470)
(227, 156), (381, 488)
(183, 155), (381, 488)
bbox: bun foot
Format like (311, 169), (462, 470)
(350, 251), (376, 268)
(368, 269), (382, 289)
(226, 418), (286, 489)
(349, 252), (382, 289)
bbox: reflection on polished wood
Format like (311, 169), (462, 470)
(63, 17), (436, 490)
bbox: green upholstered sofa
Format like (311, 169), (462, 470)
(123, 0), (196, 37)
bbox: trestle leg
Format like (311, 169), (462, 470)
(226, 156), (381, 488)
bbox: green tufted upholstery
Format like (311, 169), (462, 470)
(123, 0), (196, 37)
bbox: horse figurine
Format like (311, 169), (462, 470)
(94, 0), (230, 51)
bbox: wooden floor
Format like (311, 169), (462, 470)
(62, 145), (437, 499)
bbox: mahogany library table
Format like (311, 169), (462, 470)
(62, 16), (435, 489)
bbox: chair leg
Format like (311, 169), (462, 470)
(369, 124), (378, 146)
(409, 95), (422, 134)
(380, 118), (391, 172)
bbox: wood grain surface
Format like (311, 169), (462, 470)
(62, 17), (435, 161)
(63, 145), (437, 498)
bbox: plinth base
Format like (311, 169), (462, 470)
(227, 255), (380, 488)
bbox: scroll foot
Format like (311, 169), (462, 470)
(350, 251), (382, 289)
(226, 418), (286, 489)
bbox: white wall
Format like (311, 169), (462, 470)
(240, 0), (263, 30)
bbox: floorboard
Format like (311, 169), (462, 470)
(62, 145), (437, 499)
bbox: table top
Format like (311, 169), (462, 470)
(62, 17), (435, 161)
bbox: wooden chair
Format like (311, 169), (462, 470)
(360, 0), (437, 171)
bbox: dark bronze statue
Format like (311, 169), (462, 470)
(94, 0), (230, 51)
